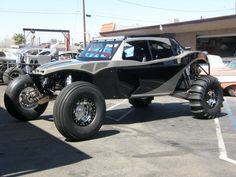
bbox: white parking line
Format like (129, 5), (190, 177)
(214, 118), (236, 164)
(106, 99), (127, 111)
(106, 99), (134, 122)
(4, 170), (34, 177)
(116, 108), (135, 121)
(224, 101), (236, 133)
(106, 115), (118, 121)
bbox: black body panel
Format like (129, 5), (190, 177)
(93, 59), (188, 99)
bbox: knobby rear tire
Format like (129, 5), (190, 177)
(189, 75), (223, 119)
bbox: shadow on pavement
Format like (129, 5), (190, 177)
(41, 102), (194, 126)
(105, 102), (227, 124)
(0, 107), (18, 124)
(41, 114), (120, 142)
(0, 100), (227, 176)
(0, 107), (91, 177)
(65, 129), (120, 142)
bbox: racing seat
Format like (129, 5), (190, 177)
(133, 47), (146, 62)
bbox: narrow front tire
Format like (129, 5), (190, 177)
(4, 75), (48, 121)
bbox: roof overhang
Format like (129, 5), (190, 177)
(100, 15), (236, 37)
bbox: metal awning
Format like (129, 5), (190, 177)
(197, 33), (236, 38)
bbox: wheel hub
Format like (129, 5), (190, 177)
(206, 89), (217, 108)
(73, 98), (96, 127)
(19, 87), (39, 110)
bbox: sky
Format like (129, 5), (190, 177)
(0, 0), (235, 44)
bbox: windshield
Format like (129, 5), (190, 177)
(79, 41), (121, 61)
(170, 38), (184, 55)
(227, 60), (236, 68)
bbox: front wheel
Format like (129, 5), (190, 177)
(189, 75), (223, 119)
(4, 75), (48, 121)
(53, 81), (106, 141)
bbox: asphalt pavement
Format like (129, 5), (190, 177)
(0, 84), (236, 177)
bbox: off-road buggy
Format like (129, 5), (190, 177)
(2, 48), (57, 85)
(0, 58), (16, 82)
(4, 35), (224, 141)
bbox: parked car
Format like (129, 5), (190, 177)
(58, 51), (80, 60)
(207, 54), (226, 68)
(200, 54), (236, 96)
(227, 60), (236, 68)
(0, 51), (17, 82)
(210, 59), (236, 96)
(0, 58), (16, 82)
(4, 35), (223, 141)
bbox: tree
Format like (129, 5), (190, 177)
(13, 33), (26, 45)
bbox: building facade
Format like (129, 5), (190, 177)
(100, 15), (236, 60)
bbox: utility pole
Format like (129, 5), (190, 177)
(234, 1), (236, 14)
(82, 0), (86, 48)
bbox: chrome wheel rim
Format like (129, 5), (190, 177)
(19, 87), (38, 110)
(72, 98), (96, 127)
(206, 89), (217, 108)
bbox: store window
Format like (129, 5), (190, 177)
(197, 36), (236, 58)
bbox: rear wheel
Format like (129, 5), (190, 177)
(53, 81), (105, 141)
(189, 75), (223, 119)
(3, 67), (24, 85)
(129, 97), (153, 107)
(189, 76), (223, 119)
(4, 75), (48, 121)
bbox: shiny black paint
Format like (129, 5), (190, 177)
(93, 60), (188, 99)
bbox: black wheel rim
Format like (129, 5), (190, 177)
(205, 89), (217, 108)
(72, 98), (96, 127)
